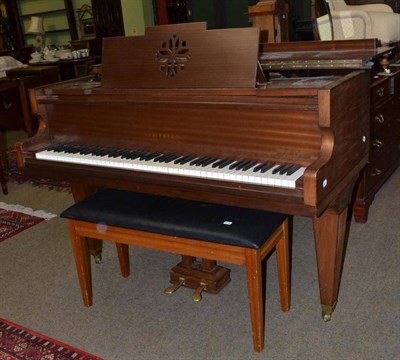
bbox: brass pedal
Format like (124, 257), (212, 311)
(192, 283), (206, 302)
(164, 278), (184, 295)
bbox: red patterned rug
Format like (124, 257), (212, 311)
(0, 318), (103, 360)
(5, 149), (70, 191)
(0, 203), (56, 243)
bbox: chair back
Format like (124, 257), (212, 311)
(328, 0), (349, 11)
(312, 0), (334, 40)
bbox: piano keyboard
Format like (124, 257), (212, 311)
(36, 144), (305, 189)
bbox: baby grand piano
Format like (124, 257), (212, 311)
(16, 23), (370, 321)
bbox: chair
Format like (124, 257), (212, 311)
(61, 189), (291, 352)
(315, 0), (400, 44)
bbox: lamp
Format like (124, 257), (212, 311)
(27, 16), (45, 52)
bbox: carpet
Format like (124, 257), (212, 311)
(5, 149), (70, 191)
(0, 203), (56, 243)
(0, 318), (103, 360)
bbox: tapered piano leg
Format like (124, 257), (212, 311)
(312, 206), (348, 321)
(70, 183), (103, 263)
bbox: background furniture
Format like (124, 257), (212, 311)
(28, 55), (101, 81)
(247, 0), (289, 43)
(315, 0), (400, 43)
(0, 65), (60, 194)
(353, 64), (400, 222)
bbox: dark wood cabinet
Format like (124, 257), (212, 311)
(353, 71), (400, 222)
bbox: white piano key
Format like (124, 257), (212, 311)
(36, 148), (305, 189)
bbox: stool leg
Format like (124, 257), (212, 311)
(116, 243), (130, 277)
(68, 221), (93, 307)
(245, 248), (264, 352)
(275, 219), (290, 312)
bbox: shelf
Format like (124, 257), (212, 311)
(20, 9), (67, 18)
(14, 0), (78, 47)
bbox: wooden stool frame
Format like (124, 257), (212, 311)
(67, 217), (290, 352)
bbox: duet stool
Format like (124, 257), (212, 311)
(61, 189), (290, 352)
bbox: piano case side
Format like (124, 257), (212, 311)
(303, 70), (370, 211)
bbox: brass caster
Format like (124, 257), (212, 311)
(321, 304), (334, 322)
(192, 283), (206, 302)
(94, 254), (102, 264)
(164, 278), (184, 295)
(322, 311), (332, 322)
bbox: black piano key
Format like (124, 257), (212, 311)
(195, 157), (212, 166)
(79, 147), (94, 155)
(176, 155), (197, 164)
(231, 160), (251, 170)
(110, 149), (127, 158)
(229, 160), (246, 170)
(278, 164), (294, 175)
(153, 153), (172, 162)
(272, 164), (286, 174)
(165, 155), (182, 164)
(211, 158), (227, 168)
(241, 161), (258, 171)
(121, 150), (143, 159)
(140, 152), (160, 161)
(253, 162), (268, 172)
(130, 150), (149, 160)
(163, 154), (181, 163)
(259, 163), (275, 173)
(98, 148), (112, 156)
(190, 156), (208, 166)
(286, 165), (301, 176)
(217, 159), (235, 169)
(201, 157), (219, 167)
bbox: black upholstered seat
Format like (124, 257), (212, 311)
(61, 189), (287, 249)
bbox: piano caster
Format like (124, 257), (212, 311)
(192, 283), (206, 302)
(164, 278), (185, 295)
(93, 253), (102, 264)
(321, 304), (334, 322)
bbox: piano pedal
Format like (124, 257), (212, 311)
(164, 277), (185, 295)
(192, 282), (206, 303)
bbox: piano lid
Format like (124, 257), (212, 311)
(101, 22), (260, 89)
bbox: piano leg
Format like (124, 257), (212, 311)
(70, 183), (103, 263)
(312, 206), (348, 321)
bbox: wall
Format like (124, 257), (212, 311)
(120, 0), (155, 36)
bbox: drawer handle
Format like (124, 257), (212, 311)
(2, 102), (12, 110)
(372, 139), (383, 147)
(377, 87), (385, 97)
(371, 168), (383, 176)
(374, 114), (385, 124)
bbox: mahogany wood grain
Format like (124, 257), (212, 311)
(15, 27), (371, 319)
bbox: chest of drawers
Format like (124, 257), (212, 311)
(353, 70), (400, 222)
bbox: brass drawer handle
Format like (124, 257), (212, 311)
(2, 102), (12, 110)
(377, 87), (385, 97)
(371, 168), (383, 176)
(372, 139), (383, 147)
(378, 114), (385, 124)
